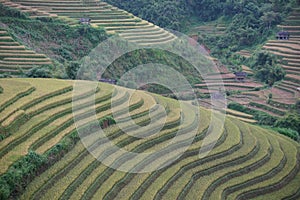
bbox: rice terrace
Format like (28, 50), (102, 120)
(0, 0), (300, 200)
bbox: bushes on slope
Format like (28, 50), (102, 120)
(0, 4), (28, 19)
(0, 114), (116, 199)
(246, 51), (285, 86)
(25, 66), (53, 78)
(228, 102), (300, 142)
(0, 151), (47, 200)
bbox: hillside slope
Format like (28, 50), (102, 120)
(263, 7), (300, 102)
(0, 28), (52, 75)
(0, 78), (299, 200)
(226, 7), (300, 116)
(1, 0), (176, 46)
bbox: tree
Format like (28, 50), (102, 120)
(248, 51), (285, 86)
(25, 66), (52, 78)
(260, 11), (281, 29)
(65, 61), (80, 79)
(296, 99), (300, 114)
(275, 112), (300, 133)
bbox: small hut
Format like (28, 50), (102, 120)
(234, 72), (247, 82)
(79, 18), (91, 25)
(99, 78), (117, 85)
(276, 31), (290, 40)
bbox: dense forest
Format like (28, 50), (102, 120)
(105, 0), (296, 48)
(104, 0), (298, 87)
(105, 0), (296, 30)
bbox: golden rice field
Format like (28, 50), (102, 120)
(0, 78), (299, 200)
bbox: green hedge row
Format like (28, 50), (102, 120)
(249, 102), (286, 116)
(20, 86), (73, 111)
(0, 104), (73, 158)
(105, 26), (153, 31)
(112, 99), (144, 119)
(131, 35), (175, 44)
(0, 86), (35, 115)
(2, 110), (28, 138)
(228, 102), (278, 125)
(0, 127), (80, 200)
(0, 54), (47, 59)
(1, 85), (72, 128)
(273, 128), (300, 142)
(0, 126), (4, 139)
(122, 33), (170, 41)
(268, 99), (294, 110)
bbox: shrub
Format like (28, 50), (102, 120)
(247, 51), (285, 86)
(0, 151), (47, 199)
(275, 113), (300, 133)
(0, 129), (82, 199)
(228, 102), (300, 141)
(65, 61), (80, 79)
(295, 99), (300, 114)
(274, 127), (299, 142)
(254, 112), (277, 125)
(228, 102), (278, 125)
(268, 93), (272, 99)
(25, 66), (53, 78)
(0, 74), (12, 79)
(0, 178), (10, 200)
(0, 4), (28, 19)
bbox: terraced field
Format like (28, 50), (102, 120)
(0, 29), (52, 75)
(218, 8), (300, 116)
(236, 50), (252, 58)
(262, 7), (300, 105)
(190, 23), (226, 37)
(1, 0), (176, 45)
(0, 78), (299, 199)
(194, 71), (275, 117)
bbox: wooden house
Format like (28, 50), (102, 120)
(234, 72), (247, 82)
(276, 31), (290, 40)
(99, 78), (117, 85)
(79, 18), (91, 25)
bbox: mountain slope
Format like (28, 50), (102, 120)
(0, 78), (299, 200)
(0, 28), (52, 75)
(1, 0), (176, 45)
